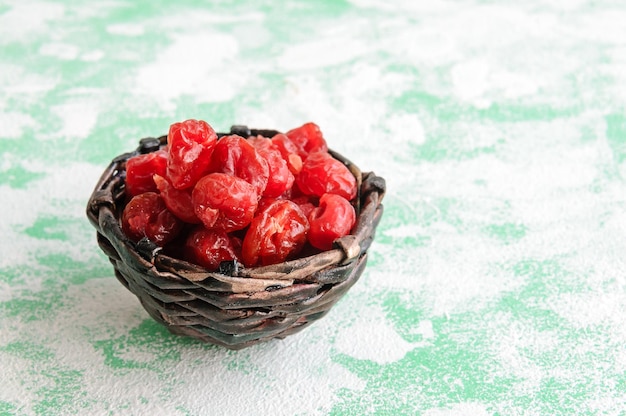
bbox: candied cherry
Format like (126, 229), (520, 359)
(291, 195), (318, 218)
(249, 136), (295, 198)
(285, 122), (328, 160)
(271, 133), (303, 175)
(296, 151), (357, 201)
(307, 193), (356, 251)
(125, 148), (168, 197)
(166, 119), (217, 190)
(183, 226), (241, 270)
(242, 200), (309, 267)
(121, 192), (182, 246)
(153, 174), (200, 223)
(191, 173), (258, 232)
(209, 135), (269, 197)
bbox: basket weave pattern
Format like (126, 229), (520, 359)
(86, 127), (385, 349)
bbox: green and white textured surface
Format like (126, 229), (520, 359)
(2, 1), (626, 415)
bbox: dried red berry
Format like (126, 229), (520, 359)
(291, 195), (318, 218)
(209, 135), (269, 197)
(191, 173), (258, 232)
(249, 136), (295, 198)
(307, 193), (356, 251)
(242, 200), (309, 267)
(166, 119), (217, 190)
(125, 148), (168, 197)
(296, 151), (357, 201)
(121, 192), (182, 246)
(153, 174), (199, 223)
(285, 122), (328, 160)
(271, 133), (303, 175)
(183, 226), (241, 270)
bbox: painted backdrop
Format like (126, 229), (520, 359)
(1, 0), (625, 415)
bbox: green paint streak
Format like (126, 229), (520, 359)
(605, 113), (626, 163)
(25, 217), (75, 240)
(394, 90), (578, 124)
(412, 138), (497, 162)
(93, 319), (213, 372)
(496, 259), (574, 331)
(0, 341), (90, 415)
(477, 102), (578, 123)
(36, 253), (108, 286)
(484, 222), (527, 243)
(0, 165), (45, 189)
(381, 291), (425, 343)
(0, 252), (110, 321)
(33, 368), (87, 416)
(0, 266), (30, 285)
(0, 341), (55, 362)
(331, 319), (517, 414)
(536, 377), (596, 415)
(0, 401), (18, 416)
(0, 291), (65, 322)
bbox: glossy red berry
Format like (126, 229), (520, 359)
(249, 136), (295, 198)
(209, 135), (269, 197)
(307, 193), (356, 251)
(271, 133), (303, 175)
(296, 151), (357, 201)
(242, 200), (309, 267)
(121, 192), (182, 246)
(153, 174), (199, 223)
(183, 226), (241, 270)
(191, 173), (258, 232)
(285, 122), (328, 160)
(291, 195), (318, 218)
(166, 119), (217, 190)
(125, 148), (168, 197)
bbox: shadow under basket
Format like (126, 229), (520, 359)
(86, 126), (385, 350)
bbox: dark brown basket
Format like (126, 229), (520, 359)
(86, 126), (385, 349)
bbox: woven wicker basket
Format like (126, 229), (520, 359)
(86, 126), (385, 349)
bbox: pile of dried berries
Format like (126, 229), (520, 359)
(121, 119), (357, 270)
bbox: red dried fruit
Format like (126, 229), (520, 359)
(249, 136), (295, 198)
(191, 173), (258, 232)
(209, 135), (269, 197)
(271, 133), (303, 175)
(242, 200), (309, 267)
(153, 174), (199, 223)
(166, 119), (217, 190)
(257, 197), (278, 214)
(121, 192), (182, 246)
(125, 148), (168, 197)
(183, 226), (241, 270)
(307, 193), (356, 251)
(296, 151), (357, 201)
(285, 122), (328, 160)
(291, 195), (318, 218)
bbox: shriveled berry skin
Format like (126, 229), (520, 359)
(285, 122), (328, 160)
(183, 226), (241, 270)
(271, 133), (303, 175)
(153, 174), (200, 224)
(296, 151), (357, 201)
(125, 149), (168, 197)
(291, 195), (318, 218)
(121, 192), (183, 246)
(249, 136), (294, 198)
(242, 200), (309, 267)
(166, 119), (217, 190)
(191, 173), (258, 232)
(209, 135), (269, 197)
(307, 193), (356, 251)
